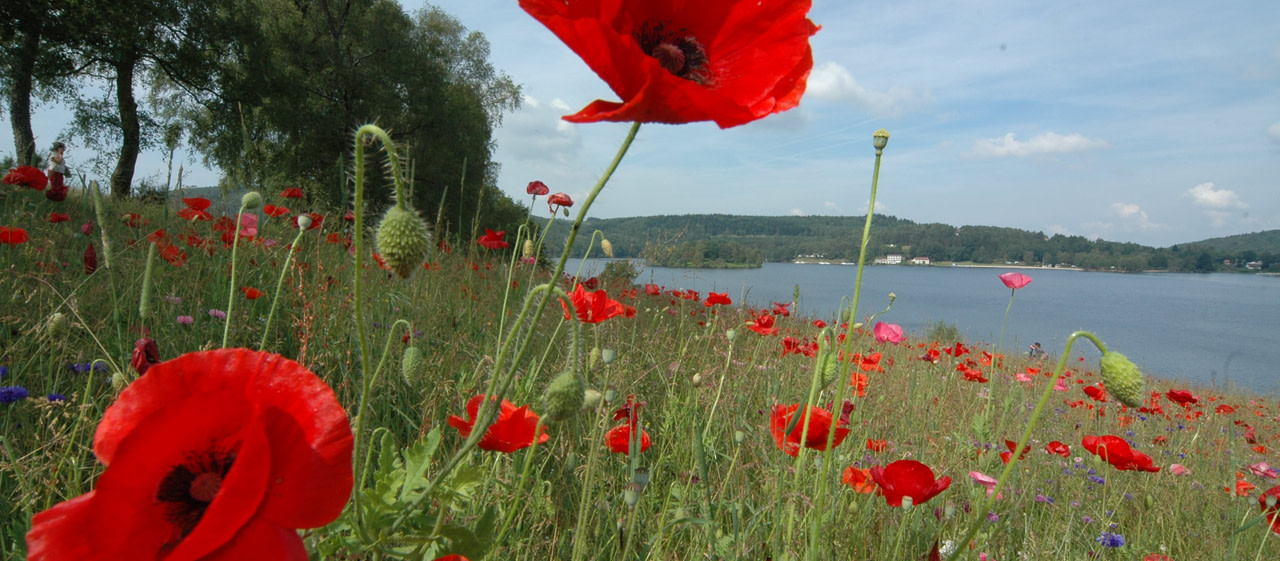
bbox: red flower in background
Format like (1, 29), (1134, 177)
(780, 337), (817, 358)
(519, 0), (818, 128)
(644, 283), (662, 296)
(771, 302), (791, 317)
(769, 404), (850, 457)
(291, 212), (323, 230)
(477, 228), (509, 250)
(447, 395), (550, 453)
(842, 466), (876, 494)
(854, 352), (884, 373)
(1260, 485), (1280, 534)
(998, 272), (1032, 289)
(177, 207), (213, 221)
(26, 349), (354, 560)
(48, 213), (71, 223)
(1082, 435), (1160, 472)
(605, 397), (651, 455)
(1166, 389), (1198, 406)
(526, 180), (550, 196)
(0, 226), (30, 246)
(1217, 404), (1236, 414)
(746, 311), (778, 336)
(240, 287), (264, 300)
(547, 192), (573, 214)
(1083, 384), (1108, 402)
(561, 284), (627, 324)
(999, 439), (1030, 464)
(866, 438), (888, 452)
(131, 338), (160, 375)
(4, 165), (47, 190)
(873, 322), (906, 344)
(281, 187), (304, 199)
(263, 204), (290, 218)
(870, 459), (951, 507)
(84, 244), (98, 275)
(704, 292), (732, 307)
(1045, 440), (1071, 457)
(121, 213), (145, 228)
(182, 197), (212, 210)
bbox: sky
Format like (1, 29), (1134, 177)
(6, 0), (1279, 248)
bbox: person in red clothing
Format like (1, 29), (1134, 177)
(46, 141), (69, 201)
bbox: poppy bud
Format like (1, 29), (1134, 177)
(544, 370), (585, 423)
(589, 347), (602, 369)
(44, 312), (69, 338)
(601, 239), (614, 258)
(583, 389), (603, 409)
(111, 371), (128, 391)
(523, 239), (535, 259)
(241, 191), (263, 210)
(296, 214), (313, 230)
(691, 373), (703, 387)
(401, 346), (424, 384)
(734, 430), (746, 444)
(84, 243), (98, 275)
(375, 205), (432, 279)
(818, 352), (840, 387)
(725, 329), (737, 342)
(1100, 351), (1145, 408)
(601, 348), (616, 364)
(604, 388), (617, 403)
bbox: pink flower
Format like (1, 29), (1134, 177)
(998, 272), (1032, 290)
(1170, 464), (1191, 476)
(208, 309), (227, 320)
(872, 322), (905, 344)
(968, 471), (1003, 499)
(176, 315), (194, 325)
(1015, 372), (1033, 383)
(1053, 378), (1069, 391)
(1249, 462), (1279, 479)
(237, 212), (259, 238)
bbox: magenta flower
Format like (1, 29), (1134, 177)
(998, 272), (1032, 290)
(208, 309), (227, 320)
(873, 322), (905, 344)
(968, 471), (1003, 499)
(176, 315), (194, 325)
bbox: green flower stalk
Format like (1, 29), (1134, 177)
(259, 222), (310, 350)
(90, 181), (111, 270)
(139, 242), (157, 321)
(220, 192), (259, 347)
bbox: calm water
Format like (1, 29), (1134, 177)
(567, 259), (1280, 393)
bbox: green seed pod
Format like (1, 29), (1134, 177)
(544, 370), (585, 422)
(725, 329), (737, 342)
(601, 238), (614, 258)
(45, 312), (69, 338)
(691, 373), (703, 387)
(111, 371), (128, 391)
(240, 191), (263, 210)
(733, 430), (746, 445)
(818, 351), (840, 387)
(601, 348), (616, 364)
(296, 214), (313, 230)
(1100, 351), (1146, 408)
(375, 205), (431, 279)
(589, 347), (602, 369)
(401, 346), (424, 384)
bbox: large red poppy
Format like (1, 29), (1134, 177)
(183, 197), (212, 211)
(0, 226), (29, 246)
(746, 311), (778, 335)
(769, 403), (850, 457)
(520, 0), (818, 128)
(447, 395), (550, 453)
(1260, 486), (1280, 534)
(26, 349), (353, 560)
(1045, 440), (1071, 457)
(526, 180), (550, 196)
(477, 228), (509, 250)
(1082, 435), (1160, 473)
(1166, 389), (1197, 406)
(561, 284), (628, 324)
(3, 165), (48, 190)
(869, 459), (951, 507)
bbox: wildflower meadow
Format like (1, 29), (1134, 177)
(2, 1), (1279, 560)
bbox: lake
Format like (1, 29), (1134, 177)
(566, 259), (1280, 394)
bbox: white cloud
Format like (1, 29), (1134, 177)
(1048, 224), (1074, 237)
(1111, 202), (1160, 230)
(1267, 122), (1280, 142)
(790, 208), (806, 216)
(823, 201), (844, 213)
(497, 95), (582, 164)
(1186, 182), (1247, 209)
(970, 132), (1110, 158)
(806, 62), (927, 117)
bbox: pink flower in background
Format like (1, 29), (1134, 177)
(1015, 371), (1033, 383)
(998, 272), (1032, 290)
(238, 212), (258, 238)
(968, 471), (1003, 499)
(1249, 462), (1279, 479)
(208, 309), (227, 320)
(176, 315), (194, 325)
(873, 322), (905, 344)
(1170, 464), (1191, 476)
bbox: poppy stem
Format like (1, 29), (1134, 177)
(220, 200), (250, 348)
(996, 288), (1015, 371)
(946, 330), (1103, 561)
(259, 226), (309, 350)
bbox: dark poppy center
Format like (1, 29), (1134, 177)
(157, 447), (236, 539)
(634, 22), (711, 85)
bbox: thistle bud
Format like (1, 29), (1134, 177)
(544, 370), (585, 422)
(240, 191), (263, 210)
(1100, 351), (1146, 408)
(375, 205), (432, 279)
(401, 346), (424, 384)
(601, 238), (614, 258)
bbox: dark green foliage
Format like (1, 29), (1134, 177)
(643, 239), (764, 268)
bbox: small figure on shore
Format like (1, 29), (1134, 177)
(1028, 342), (1046, 359)
(46, 141), (69, 202)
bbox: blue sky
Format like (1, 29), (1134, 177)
(7, 0), (1278, 247)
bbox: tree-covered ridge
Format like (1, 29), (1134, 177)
(642, 239), (764, 268)
(542, 214), (1280, 273)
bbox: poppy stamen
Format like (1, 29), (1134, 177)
(635, 22), (711, 85)
(157, 448), (236, 538)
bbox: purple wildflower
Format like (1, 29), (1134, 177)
(0, 386), (29, 404)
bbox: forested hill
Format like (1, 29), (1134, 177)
(539, 214), (1280, 273)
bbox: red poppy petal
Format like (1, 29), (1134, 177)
(26, 492), (98, 560)
(199, 516), (308, 561)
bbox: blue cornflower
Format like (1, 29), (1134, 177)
(1096, 532), (1125, 548)
(1035, 494), (1055, 504)
(47, 393), (67, 402)
(1089, 475), (1106, 485)
(69, 362), (91, 374)
(0, 386), (30, 404)
(0, 365), (8, 378)
(93, 362), (108, 373)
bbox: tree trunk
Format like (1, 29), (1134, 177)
(110, 51), (141, 198)
(8, 25), (42, 167)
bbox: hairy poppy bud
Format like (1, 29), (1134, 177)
(1100, 351), (1145, 408)
(818, 351), (840, 387)
(44, 312), (69, 338)
(544, 370), (585, 422)
(523, 239), (535, 259)
(601, 238), (614, 258)
(375, 205), (431, 279)
(401, 346), (424, 384)
(583, 389), (603, 409)
(589, 347), (602, 369)
(240, 191), (263, 210)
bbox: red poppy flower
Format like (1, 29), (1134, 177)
(866, 438), (888, 452)
(520, 0), (818, 128)
(240, 287), (264, 300)
(3, 165), (48, 190)
(48, 213), (71, 223)
(999, 439), (1030, 465)
(131, 338), (160, 375)
(854, 352), (884, 373)
(547, 192), (573, 214)
(263, 204), (289, 218)
(281, 187), (304, 199)
(1083, 384), (1108, 402)
(26, 349), (353, 560)
(526, 180), (550, 196)
(1166, 389), (1197, 406)
(746, 311), (778, 335)
(121, 213), (145, 228)
(1260, 485), (1280, 534)
(944, 342), (971, 357)
(704, 292), (731, 307)
(769, 404), (850, 457)
(182, 197), (212, 211)
(643, 283), (662, 296)
(0, 226), (30, 246)
(1045, 440), (1071, 457)
(477, 228), (509, 250)
(1082, 435), (1160, 472)
(159, 244), (187, 267)
(869, 459), (952, 507)
(605, 423), (651, 455)
(561, 284), (627, 324)
(781, 337), (817, 358)
(850, 372), (869, 397)
(84, 244), (98, 275)
(1228, 472), (1256, 497)
(447, 394), (550, 453)
(842, 466), (877, 494)
(1216, 404), (1236, 414)
(177, 207), (213, 221)
(998, 272), (1032, 289)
